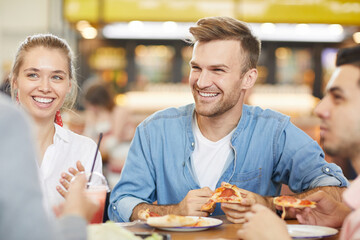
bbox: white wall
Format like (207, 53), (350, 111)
(0, 0), (76, 81)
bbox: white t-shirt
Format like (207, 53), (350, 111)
(39, 123), (103, 207)
(192, 116), (234, 191)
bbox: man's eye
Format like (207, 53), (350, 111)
(191, 66), (200, 70)
(214, 69), (224, 72)
(332, 94), (344, 103)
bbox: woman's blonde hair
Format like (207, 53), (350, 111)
(9, 33), (78, 111)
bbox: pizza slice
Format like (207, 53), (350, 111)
(201, 183), (247, 211)
(273, 195), (316, 219)
(146, 215), (199, 227)
(138, 208), (161, 220)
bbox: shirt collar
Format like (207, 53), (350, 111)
(53, 123), (70, 143)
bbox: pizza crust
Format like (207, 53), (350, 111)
(147, 215), (199, 227)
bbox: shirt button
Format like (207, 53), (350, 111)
(191, 142), (194, 147)
(113, 206), (116, 210)
(325, 167), (330, 172)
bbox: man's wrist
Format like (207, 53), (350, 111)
(263, 196), (275, 211)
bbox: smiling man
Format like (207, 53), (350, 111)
(108, 16), (348, 223)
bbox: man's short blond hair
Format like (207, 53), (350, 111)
(189, 16), (261, 73)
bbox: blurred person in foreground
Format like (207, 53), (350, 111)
(0, 93), (98, 240)
(83, 83), (135, 170)
(108, 16), (348, 223)
(9, 34), (102, 209)
(238, 45), (360, 240)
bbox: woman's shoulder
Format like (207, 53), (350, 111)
(56, 124), (97, 148)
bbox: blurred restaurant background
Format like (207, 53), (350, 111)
(1, 0), (360, 186)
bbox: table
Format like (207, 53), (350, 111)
(123, 216), (340, 240)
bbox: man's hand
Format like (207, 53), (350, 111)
(221, 186), (270, 224)
(295, 190), (350, 228)
(173, 187), (214, 216)
(237, 204), (291, 240)
(130, 187), (213, 221)
(56, 161), (85, 198)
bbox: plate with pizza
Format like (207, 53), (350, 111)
(287, 224), (338, 239)
(273, 196), (316, 219)
(146, 215), (223, 232)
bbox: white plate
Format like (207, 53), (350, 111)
(287, 224), (338, 239)
(148, 216), (223, 232)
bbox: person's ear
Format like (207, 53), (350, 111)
(241, 68), (258, 90)
(67, 79), (72, 93)
(12, 78), (18, 90)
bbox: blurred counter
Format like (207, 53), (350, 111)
(120, 84), (319, 125)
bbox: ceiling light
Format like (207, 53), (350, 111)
(353, 32), (360, 43)
(76, 20), (91, 31)
(103, 22), (347, 42)
(260, 23), (276, 35)
(81, 27), (97, 39)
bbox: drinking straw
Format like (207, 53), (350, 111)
(87, 132), (103, 187)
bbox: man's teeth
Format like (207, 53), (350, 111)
(199, 92), (218, 97)
(33, 97), (54, 103)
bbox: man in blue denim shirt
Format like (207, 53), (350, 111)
(108, 16), (348, 223)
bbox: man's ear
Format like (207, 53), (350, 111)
(241, 68), (258, 90)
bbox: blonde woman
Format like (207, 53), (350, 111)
(10, 34), (102, 208)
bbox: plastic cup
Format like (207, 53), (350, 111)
(85, 172), (109, 224)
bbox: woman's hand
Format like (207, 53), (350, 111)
(58, 172), (99, 222)
(56, 161), (85, 198)
(237, 204), (291, 240)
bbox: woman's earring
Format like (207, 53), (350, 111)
(16, 92), (19, 104)
(55, 110), (63, 127)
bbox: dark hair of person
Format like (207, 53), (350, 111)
(84, 84), (115, 111)
(336, 44), (360, 86)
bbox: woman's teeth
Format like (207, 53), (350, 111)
(33, 97), (54, 103)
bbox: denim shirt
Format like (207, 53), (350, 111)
(108, 104), (348, 222)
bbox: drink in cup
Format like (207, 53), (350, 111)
(86, 172), (109, 224)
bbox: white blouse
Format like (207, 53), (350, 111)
(39, 123), (103, 207)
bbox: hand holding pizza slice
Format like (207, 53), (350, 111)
(201, 183), (250, 211)
(273, 195), (316, 219)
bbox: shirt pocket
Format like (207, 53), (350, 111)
(229, 168), (261, 192)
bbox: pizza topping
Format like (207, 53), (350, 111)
(274, 196), (316, 208)
(219, 188), (236, 198)
(299, 199), (316, 206)
(275, 196), (298, 204)
(273, 195), (316, 219)
(201, 183), (246, 211)
(138, 208), (161, 220)
(149, 211), (161, 217)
